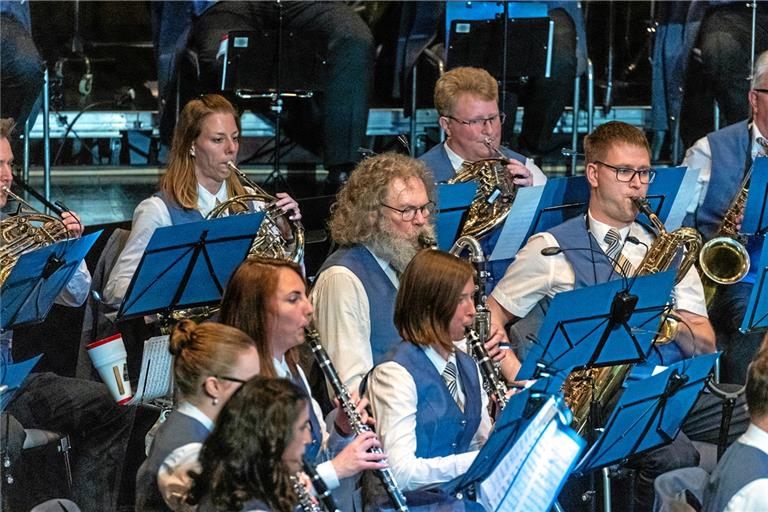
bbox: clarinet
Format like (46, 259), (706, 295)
(466, 327), (509, 410)
(305, 327), (410, 512)
(290, 473), (322, 512)
(302, 457), (340, 512)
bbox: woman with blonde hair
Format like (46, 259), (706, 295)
(135, 319), (260, 511)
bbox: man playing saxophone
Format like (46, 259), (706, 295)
(682, 50), (768, 385)
(487, 121), (725, 510)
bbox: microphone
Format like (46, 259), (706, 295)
(560, 148), (585, 158)
(539, 245), (631, 288)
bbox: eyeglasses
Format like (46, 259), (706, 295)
(593, 161), (657, 184)
(380, 200), (436, 222)
(753, 88), (768, 94)
(445, 112), (506, 128)
(214, 375), (249, 385)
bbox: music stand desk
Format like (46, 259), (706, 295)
(435, 182), (477, 251)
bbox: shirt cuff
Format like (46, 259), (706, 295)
(316, 460), (340, 491)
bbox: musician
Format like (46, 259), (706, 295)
(487, 121), (716, 510)
(103, 93), (301, 306)
(135, 319), (260, 511)
(420, 66), (546, 186)
(681, 50), (768, 384)
(220, 257), (386, 510)
(151, 1), (374, 191)
(0, 117), (133, 511)
(365, 249), (492, 494)
(704, 345), (768, 511)
(187, 376), (312, 512)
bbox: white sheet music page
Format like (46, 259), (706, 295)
(479, 396), (584, 512)
(128, 334), (174, 405)
(489, 185), (544, 262)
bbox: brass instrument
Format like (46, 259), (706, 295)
(0, 186), (70, 285)
(205, 161), (304, 263)
(449, 235), (509, 408)
(564, 197), (703, 436)
(305, 326), (409, 512)
(446, 137), (517, 239)
(698, 168), (751, 287)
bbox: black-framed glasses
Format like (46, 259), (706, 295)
(380, 200), (436, 222)
(445, 112), (506, 128)
(593, 160), (657, 184)
(214, 375), (249, 385)
(753, 88), (768, 94)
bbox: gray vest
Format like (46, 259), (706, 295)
(704, 437), (768, 512)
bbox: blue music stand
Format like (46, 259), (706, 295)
(435, 182), (477, 251)
(0, 355), (42, 412)
(740, 237), (768, 332)
(576, 353), (718, 474)
(518, 271), (677, 381)
(117, 213), (264, 320)
(741, 156), (768, 235)
(1, 231), (101, 330)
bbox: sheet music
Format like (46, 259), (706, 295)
(663, 167), (699, 229)
(128, 335), (174, 405)
(479, 396), (584, 512)
(489, 185), (545, 261)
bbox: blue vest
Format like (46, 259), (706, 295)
(0, 1), (31, 31)
(387, 342), (482, 458)
(290, 369), (323, 461)
(154, 191), (205, 225)
(698, 120), (751, 241)
(316, 245), (400, 365)
(704, 438), (768, 512)
(135, 410), (210, 511)
(547, 216), (686, 369)
(418, 142), (526, 184)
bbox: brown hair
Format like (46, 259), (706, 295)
(434, 67), (498, 117)
(219, 257), (305, 377)
(583, 121), (651, 164)
(747, 348), (768, 418)
(160, 94), (246, 209)
(394, 249), (475, 353)
(329, 153), (435, 246)
(168, 319), (256, 398)
(0, 118), (16, 140)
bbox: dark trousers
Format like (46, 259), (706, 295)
(0, 14), (43, 134)
(189, 1), (375, 170)
(503, 8), (577, 154)
(709, 281), (765, 385)
(7, 372), (134, 511)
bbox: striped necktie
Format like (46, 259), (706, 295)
(604, 228), (636, 277)
(442, 360), (463, 411)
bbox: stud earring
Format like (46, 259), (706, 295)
(189, 146), (196, 157)
(212, 397), (219, 406)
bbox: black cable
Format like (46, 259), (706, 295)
(52, 100), (113, 166)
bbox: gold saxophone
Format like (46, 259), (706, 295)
(0, 186), (71, 285)
(206, 161), (304, 263)
(564, 197), (702, 436)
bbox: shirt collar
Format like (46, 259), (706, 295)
(196, 182), (228, 217)
(740, 423), (768, 456)
(751, 123), (768, 158)
(363, 244), (400, 287)
(177, 401), (215, 432)
(444, 141), (468, 171)
(587, 211), (631, 250)
(273, 356), (291, 379)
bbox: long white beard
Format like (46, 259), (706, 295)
(368, 219), (436, 273)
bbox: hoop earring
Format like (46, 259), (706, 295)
(189, 146), (196, 158)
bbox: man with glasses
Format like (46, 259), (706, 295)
(312, 153), (502, 393)
(487, 121), (719, 510)
(420, 66), (546, 186)
(681, 50), (768, 385)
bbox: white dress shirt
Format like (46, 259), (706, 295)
(491, 212), (708, 320)
(683, 123), (766, 214)
(103, 183), (230, 305)
(443, 141), (548, 186)
(720, 423), (768, 512)
(274, 356), (351, 491)
(366, 342), (492, 492)
(309, 246), (399, 393)
(157, 402), (213, 512)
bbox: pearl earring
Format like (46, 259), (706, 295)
(212, 397), (219, 406)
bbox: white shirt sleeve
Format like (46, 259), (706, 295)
(681, 136), (712, 214)
(54, 260), (91, 307)
(490, 232), (575, 319)
(157, 442), (202, 512)
(310, 266), (373, 393)
(723, 478), (768, 512)
(525, 158), (548, 186)
(366, 360), (491, 492)
(103, 197), (172, 306)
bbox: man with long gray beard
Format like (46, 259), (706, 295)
(311, 153), (439, 392)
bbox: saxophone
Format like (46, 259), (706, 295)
(564, 197), (703, 436)
(449, 235), (509, 408)
(304, 327), (409, 512)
